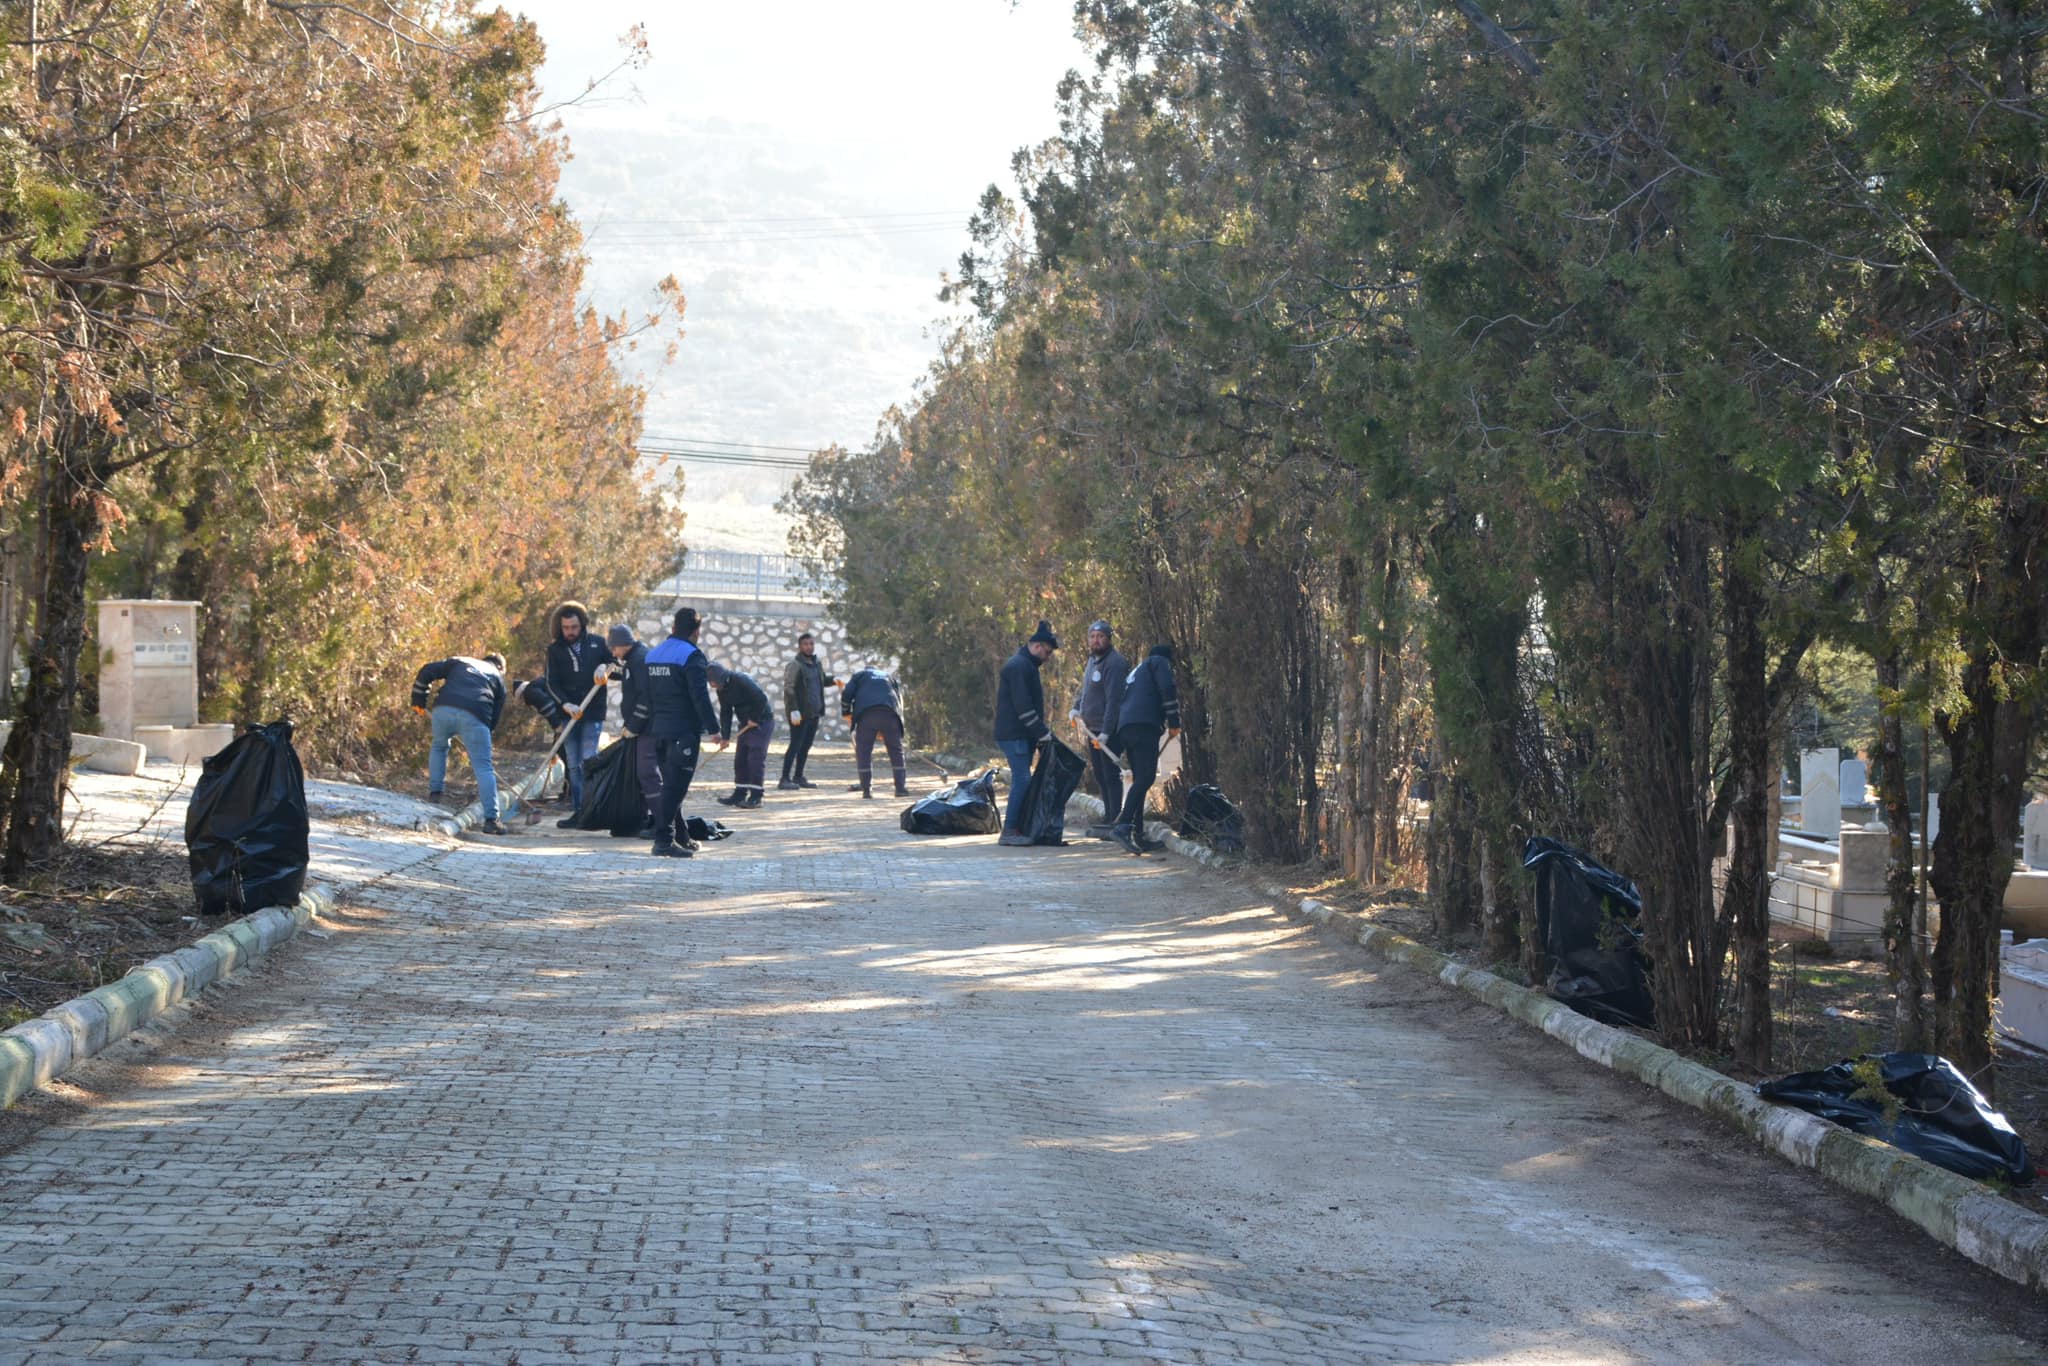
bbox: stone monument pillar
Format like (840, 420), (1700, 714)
(1798, 747), (1841, 840)
(97, 599), (200, 740)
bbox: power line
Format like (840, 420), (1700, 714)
(641, 435), (822, 453)
(584, 223), (967, 247)
(587, 208), (970, 226)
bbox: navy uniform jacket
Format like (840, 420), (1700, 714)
(840, 669), (901, 723)
(715, 671), (774, 739)
(1108, 651), (1180, 749)
(411, 657), (506, 729)
(644, 636), (719, 741)
(1072, 647), (1129, 734)
(612, 642), (652, 735)
(993, 646), (1051, 743)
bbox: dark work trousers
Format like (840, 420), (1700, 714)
(779, 716), (820, 781)
(654, 737), (700, 846)
(1115, 724), (1163, 830)
(631, 734), (662, 826)
(733, 719), (774, 796)
(853, 708), (907, 794)
(1086, 741), (1124, 825)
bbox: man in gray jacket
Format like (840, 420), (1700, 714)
(778, 632), (838, 790)
(1068, 620), (1129, 839)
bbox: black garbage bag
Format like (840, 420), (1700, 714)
(1018, 738), (1086, 845)
(185, 720), (310, 917)
(563, 740), (644, 836)
(1177, 783), (1246, 854)
(1758, 1053), (2033, 1185)
(1522, 836), (1656, 1028)
(685, 816), (734, 842)
(900, 770), (1001, 836)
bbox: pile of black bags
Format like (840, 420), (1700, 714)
(1758, 1053), (2033, 1184)
(901, 770), (1002, 836)
(1522, 836), (1655, 1028)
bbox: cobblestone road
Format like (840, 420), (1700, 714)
(3, 747), (2046, 1363)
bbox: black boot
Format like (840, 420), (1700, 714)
(741, 792), (762, 809)
(715, 791), (742, 806)
(1112, 824), (1144, 856)
(796, 775), (818, 789)
(777, 778), (801, 791)
(651, 839), (693, 858)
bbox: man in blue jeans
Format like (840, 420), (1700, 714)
(411, 651), (509, 834)
(992, 620), (1059, 846)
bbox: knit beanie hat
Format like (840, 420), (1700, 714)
(1088, 619), (1112, 637)
(607, 624), (635, 648)
(706, 662), (730, 684)
(1029, 620), (1059, 649)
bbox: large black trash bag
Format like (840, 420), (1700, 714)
(1177, 784), (1246, 854)
(1758, 1053), (2033, 1185)
(185, 720), (309, 917)
(1522, 836), (1656, 1028)
(564, 740), (644, 836)
(900, 770), (1001, 836)
(1018, 738), (1086, 845)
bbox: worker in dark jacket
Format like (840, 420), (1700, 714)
(1068, 619), (1129, 839)
(707, 662), (775, 808)
(608, 624), (659, 836)
(993, 620), (1059, 845)
(545, 601), (612, 822)
(778, 633), (838, 790)
(840, 666), (907, 799)
(643, 608), (720, 857)
(1103, 643), (1182, 855)
(412, 652), (509, 834)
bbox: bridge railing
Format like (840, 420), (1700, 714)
(656, 550), (839, 604)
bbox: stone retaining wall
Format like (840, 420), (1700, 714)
(630, 595), (895, 743)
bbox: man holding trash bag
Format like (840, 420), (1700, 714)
(608, 624), (659, 837)
(1068, 619), (1128, 840)
(841, 666), (907, 799)
(1103, 643), (1181, 856)
(545, 602), (612, 823)
(411, 651), (509, 835)
(707, 662), (776, 808)
(643, 608), (721, 857)
(778, 633), (838, 791)
(993, 620), (1059, 846)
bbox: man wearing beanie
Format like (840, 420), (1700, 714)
(1104, 642), (1182, 856)
(607, 624), (660, 837)
(993, 620), (1059, 845)
(706, 661), (775, 808)
(1068, 619), (1129, 840)
(643, 607), (720, 857)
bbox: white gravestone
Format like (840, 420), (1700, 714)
(1799, 748), (1841, 839)
(2025, 798), (2048, 872)
(1840, 758), (1869, 805)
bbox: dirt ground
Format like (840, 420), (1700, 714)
(1291, 874), (2048, 1212)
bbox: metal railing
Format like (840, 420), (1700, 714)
(656, 550), (839, 604)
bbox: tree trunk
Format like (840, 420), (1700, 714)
(0, 458), (103, 880)
(1874, 647), (1929, 1050)
(1721, 559), (1773, 1071)
(1430, 774), (1479, 941)
(1337, 552), (1367, 879)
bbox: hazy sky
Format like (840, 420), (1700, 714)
(509, 1), (1094, 546)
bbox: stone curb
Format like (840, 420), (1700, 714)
(425, 756), (558, 837)
(1, 880), (345, 1111)
(1068, 791), (2048, 1292)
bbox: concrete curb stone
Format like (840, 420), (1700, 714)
(1064, 790), (2048, 1291)
(0, 753), (537, 1111)
(426, 756), (556, 838)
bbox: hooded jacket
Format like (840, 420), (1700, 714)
(1072, 643), (1130, 734)
(1108, 646), (1180, 746)
(994, 645), (1051, 743)
(412, 657), (506, 729)
(545, 601), (610, 725)
(714, 669), (774, 739)
(612, 641), (653, 735)
(839, 668), (901, 723)
(512, 676), (568, 730)
(644, 635), (719, 741)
